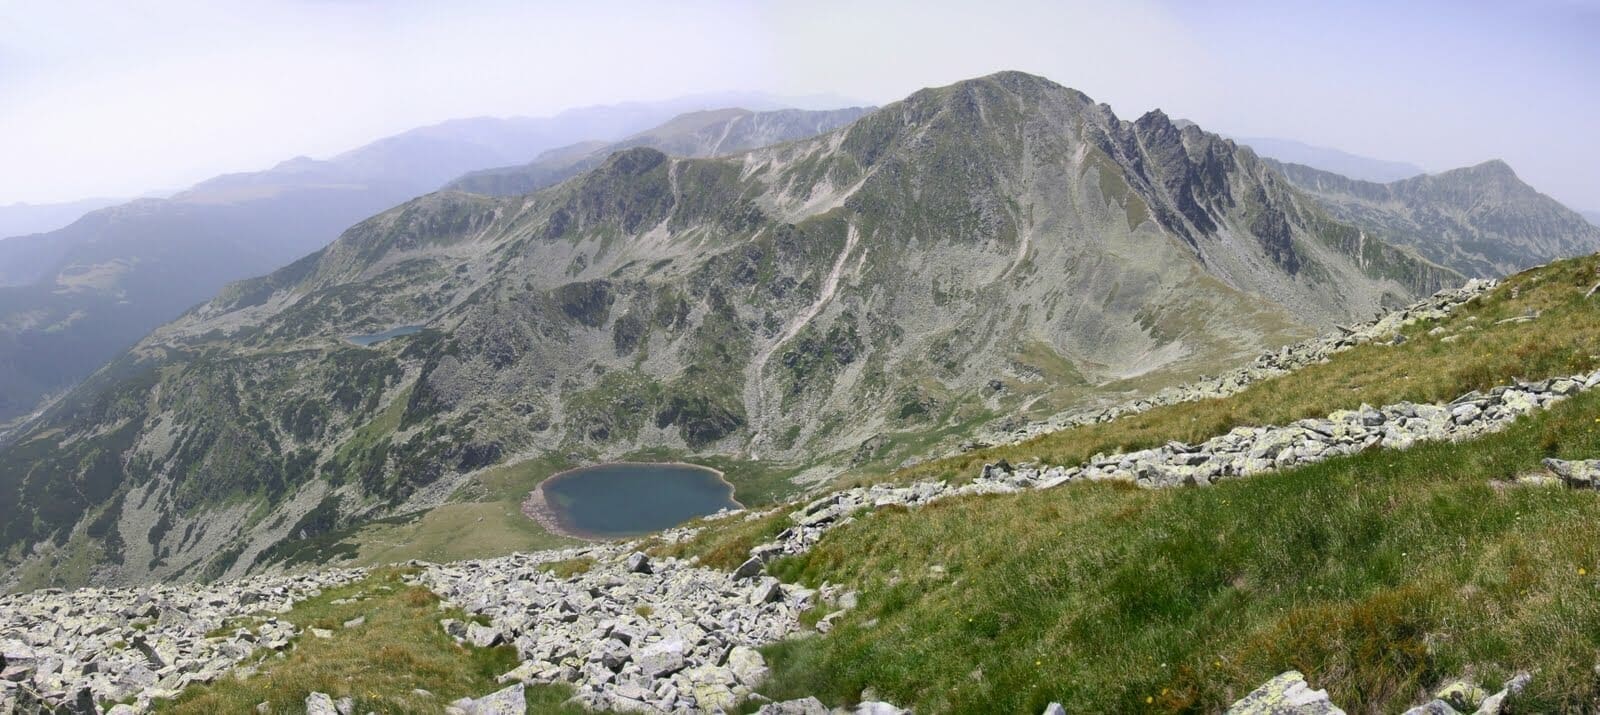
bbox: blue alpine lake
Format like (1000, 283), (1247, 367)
(346, 325), (424, 346)
(537, 463), (741, 538)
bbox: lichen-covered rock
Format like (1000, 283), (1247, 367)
(1227, 670), (1346, 714)
(1435, 679), (1487, 711)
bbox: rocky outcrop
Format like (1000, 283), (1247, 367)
(1226, 671), (1345, 714)
(1227, 670), (1531, 715)
(0, 569), (363, 712)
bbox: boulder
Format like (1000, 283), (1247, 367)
(306, 691), (340, 715)
(734, 557), (765, 580)
(1227, 671), (1346, 714)
(1434, 679), (1486, 711)
(625, 553), (652, 574)
(726, 645), (770, 686)
(634, 639), (687, 678)
(467, 623), (503, 648)
(757, 696), (829, 714)
(1401, 700), (1460, 715)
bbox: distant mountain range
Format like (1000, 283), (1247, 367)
(1269, 159), (1600, 278)
(0, 198), (126, 240)
(0, 71), (1468, 587)
(448, 106), (875, 197)
(1234, 135), (1426, 183)
(0, 93), (836, 424)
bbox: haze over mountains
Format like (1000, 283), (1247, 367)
(0, 71), (1475, 587)
(0, 94), (841, 424)
(1234, 136), (1426, 183)
(0, 198), (126, 239)
(448, 106), (874, 197)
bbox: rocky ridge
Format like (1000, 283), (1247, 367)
(0, 569), (364, 713)
(979, 277), (1498, 448)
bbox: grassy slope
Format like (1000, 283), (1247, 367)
(157, 568), (584, 714)
(654, 254), (1600, 712)
(759, 392), (1600, 712)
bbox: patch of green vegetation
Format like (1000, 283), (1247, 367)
(539, 557), (596, 578)
(757, 387), (1600, 713)
(651, 508), (795, 571)
(158, 569), (584, 714)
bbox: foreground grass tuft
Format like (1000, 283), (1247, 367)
(157, 568), (583, 714)
(756, 387), (1600, 713)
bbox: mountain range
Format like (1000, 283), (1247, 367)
(1234, 135), (1425, 183)
(0, 71), (1474, 588)
(1270, 159), (1600, 278)
(0, 94), (830, 425)
(0, 198), (126, 240)
(447, 106), (874, 197)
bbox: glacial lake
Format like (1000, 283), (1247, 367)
(346, 325), (424, 347)
(534, 463), (741, 538)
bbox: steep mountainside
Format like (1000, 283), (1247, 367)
(1272, 159), (1600, 278)
(446, 107), (874, 197)
(0, 97), (798, 424)
(1235, 136), (1424, 183)
(0, 71), (1458, 589)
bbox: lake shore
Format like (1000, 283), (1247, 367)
(520, 461), (742, 539)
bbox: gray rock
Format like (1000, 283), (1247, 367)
(726, 645), (769, 686)
(757, 696), (829, 714)
(634, 639), (687, 678)
(466, 623), (502, 648)
(734, 556), (765, 580)
(1227, 671), (1346, 714)
(626, 552), (652, 574)
(306, 691), (340, 715)
(455, 683), (524, 714)
(1042, 703), (1067, 715)
(1402, 700), (1460, 715)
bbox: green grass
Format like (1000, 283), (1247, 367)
(754, 385), (1600, 713)
(157, 568), (584, 714)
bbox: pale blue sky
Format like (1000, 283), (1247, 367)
(1, 0), (1596, 209)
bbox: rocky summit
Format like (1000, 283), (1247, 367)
(0, 71), (1462, 590)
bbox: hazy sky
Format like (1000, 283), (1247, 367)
(2, 0), (1597, 209)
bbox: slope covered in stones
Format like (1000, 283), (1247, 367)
(7, 254), (1600, 714)
(0, 71), (1457, 591)
(1272, 159), (1600, 278)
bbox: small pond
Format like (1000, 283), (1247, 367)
(531, 463), (741, 538)
(346, 325), (424, 347)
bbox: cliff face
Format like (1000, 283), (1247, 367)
(0, 71), (1457, 589)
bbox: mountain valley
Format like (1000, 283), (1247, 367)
(0, 72), (1471, 590)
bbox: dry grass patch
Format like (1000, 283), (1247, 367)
(156, 568), (583, 714)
